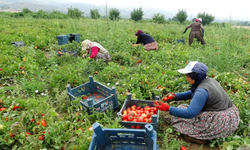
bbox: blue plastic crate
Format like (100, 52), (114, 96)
(117, 94), (160, 131)
(66, 76), (119, 114)
(56, 48), (78, 57)
(11, 41), (25, 47)
(68, 33), (81, 43)
(56, 35), (69, 45)
(89, 122), (159, 150)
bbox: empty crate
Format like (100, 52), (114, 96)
(66, 76), (119, 114)
(56, 35), (69, 45)
(68, 33), (81, 43)
(88, 122), (159, 150)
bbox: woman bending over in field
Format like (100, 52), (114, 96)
(134, 30), (158, 51)
(81, 39), (111, 64)
(155, 61), (240, 144)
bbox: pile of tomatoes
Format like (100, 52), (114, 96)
(121, 104), (158, 129)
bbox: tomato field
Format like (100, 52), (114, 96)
(0, 15), (250, 150)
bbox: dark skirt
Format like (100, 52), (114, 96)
(171, 104), (240, 140)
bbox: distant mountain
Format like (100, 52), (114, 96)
(0, 0), (235, 22)
(0, 0), (177, 19)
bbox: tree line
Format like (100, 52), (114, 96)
(1, 6), (240, 26)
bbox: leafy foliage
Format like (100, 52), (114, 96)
(22, 7), (32, 14)
(67, 6), (84, 19)
(90, 9), (101, 19)
(152, 13), (165, 24)
(176, 9), (188, 24)
(131, 7), (144, 21)
(32, 10), (49, 19)
(109, 8), (120, 20)
(197, 12), (215, 25)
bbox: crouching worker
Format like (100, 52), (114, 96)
(155, 61), (240, 144)
(135, 30), (158, 51)
(81, 39), (111, 64)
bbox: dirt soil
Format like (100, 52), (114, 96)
(158, 111), (220, 150)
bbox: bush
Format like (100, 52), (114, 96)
(22, 7), (32, 14)
(32, 10), (49, 19)
(10, 12), (24, 18)
(176, 9), (188, 24)
(131, 7), (144, 21)
(152, 13), (165, 24)
(67, 6), (84, 19)
(109, 8), (120, 20)
(90, 9), (101, 19)
(49, 10), (67, 19)
(197, 12), (215, 25)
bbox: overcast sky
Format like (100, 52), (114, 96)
(51, 0), (249, 21)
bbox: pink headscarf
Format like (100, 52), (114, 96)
(135, 30), (144, 36)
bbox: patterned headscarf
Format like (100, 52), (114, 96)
(188, 72), (207, 92)
(135, 30), (144, 36)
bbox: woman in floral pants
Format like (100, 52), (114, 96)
(155, 61), (240, 144)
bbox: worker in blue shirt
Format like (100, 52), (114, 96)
(155, 61), (240, 144)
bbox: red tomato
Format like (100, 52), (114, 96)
(41, 119), (47, 127)
(38, 135), (45, 141)
(180, 146), (187, 150)
(168, 95), (173, 100)
(127, 116), (134, 121)
(152, 107), (158, 114)
(136, 106), (141, 110)
(131, 106), (136, 111)
(150, 111), (155, 116)
(126, 108), (131, 114)
(122, 114), (128, 120)
(148, 117), (152, 123)
(25, 132), (31, 136)
(0, 107), (6, 111)
(138, 117), (144, 122)
(163, 97), (168, 101)
(144, 118), (150, 123)
(135, 113), (141, 118)
(135, 126), (142, 129)
(9, 132), (15, 137)
(133, 118), (138, 122)
(154, 100), (159, 105)
(131, 125), (135, 128)
(136, 110), (140, 114)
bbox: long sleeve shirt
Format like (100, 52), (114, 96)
(169, 88), (208, 119)
(136, 33), (155, 45)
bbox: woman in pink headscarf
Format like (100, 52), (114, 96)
(81, 39), (111, 64)
(134, 30), (158, 51)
